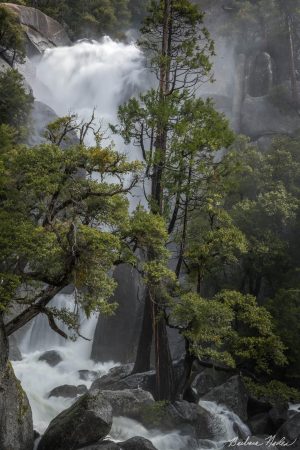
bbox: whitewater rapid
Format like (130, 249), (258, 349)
(13, 37), (253, 450)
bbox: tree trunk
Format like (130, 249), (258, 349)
(286, 14), (299, 108)
(174, 337), (195, 400)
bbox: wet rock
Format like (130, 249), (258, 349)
(0, 362), (34, 450)
(247, 395), (272, 418)
(38, 391), (113, 450)
(248, 412), (274, 435)
(276, 412), (300, 449)
(8, 335), (22, 361)
(248, 52), (274, 97)
(120, 437), (158, 450)
(191, 367), (232, 400)
(79, 369), (99, 381)
(202, 375), (248, 421)
(48, 384), (87, 399)
(241, 95), (299, 138)
(139, 399), (215, 440)
(269, 403), (289, 430)
(98, 389), (154, 419)
(91, 364), (134, 390)
(38, 350), (62, 367)
(91, 369), (155, 398)
(92, 264), (144, 364)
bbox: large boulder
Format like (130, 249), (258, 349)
(139, 399), (215, 440)
(191, 367), (232, 399)
(38, 391), (113, 450)
(38, 350), (63, 367)
(276, 413), (300, 450)
(202, 375), (248, 421)
(48, 384), (87, 399)
(2, 3), (70, 54)
(97, 389), (155, 419)
(0, 362), (34, 450)
(91, 264), (143, 364)
(91, 367), (155, 398)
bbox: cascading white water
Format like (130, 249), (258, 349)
(14, 37), (148, 437)
(14, 36), (253, 450)
(30, 37), (148, 141)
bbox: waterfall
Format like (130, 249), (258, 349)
(13, 36), (253, 449)
(13, 37), (148, 435)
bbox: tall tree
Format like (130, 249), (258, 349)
(115, 0), (237, 400)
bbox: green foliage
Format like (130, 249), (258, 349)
(267, 289), (300, 378)
(171, 289), (287, 374)
(25, 0), (132, 39)
(244, 377), (300, 404)
(185, 199), (248, 289)
(0, 5), (25, 64)
(0, 117), (143, 334)
(0, 69), (33, 130)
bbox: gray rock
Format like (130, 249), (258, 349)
(48, 384), (87, 399)
(269, 404), (289, 430)
(2, 4), (70, 55)
(79, 370), (98, 381)
(241, 94), (300, 138)
(248, 52), (274, 97)
(27, 101), (57, 146)
(248, 412), (274, 436)
(120, 437), (158, 450)
(8, 335), (22, 361)
(98, 389), (154, 419)
(191, 367), (232, 399)
(0, 362), (34, 450)
(203, 375), (248, 421)
(276, 413), (300, 450)
(247, 395), (272, 417)
(139, 399), (215, 440)
(91, 368), (155, 398)
(92, 264), (144, 364)
(38, 350), (62, 367)
(38, 391), (113, 450)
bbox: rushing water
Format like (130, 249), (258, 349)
(12, 37), (253, 450)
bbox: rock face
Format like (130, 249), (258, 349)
(38, 350), (63, 366)
(276, 413), (300, 450)
(203, 375), (249, 422)
(2, 3), (70, 54)
(38, 391), (113, 450)
(0, 362), (34, 450)
(241, 94), (300, 138)
(28, 101), (58, 146)
(248, 52), (274, 97)
(92, 264), (143, 364)
(48, 384), (87, 399)
(8, 335), (22, 361)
